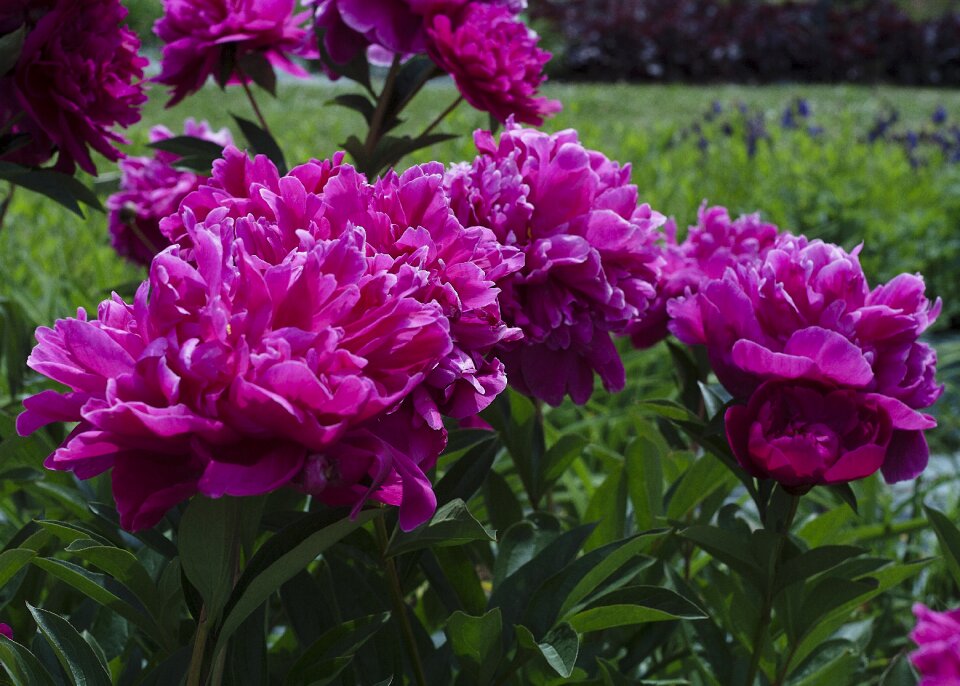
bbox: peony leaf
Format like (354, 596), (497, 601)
(0, 25), (25, 76)
(924, 504), (960, 587)
(237, 51), (277, 96)
(445, 609), (502, 686)
(178, 496), (240, 621)
(27, 603), (111, 686)
(0, 163), (102, 217)
(0, 634), (57, 686)
(516, 623), (579, 679)
(433, 437), (500, 506)
(233, 115), (288, 175)
(285, 612), (390, 686)
(213, 509), (377, 660)
(386, 499), (495, 556)
(326, 94), (377, 125)
(566, 585), (707, 633)
(148, 135), (225, 172)
(315, 28), (373, 95)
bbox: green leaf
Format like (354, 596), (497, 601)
(0, 25), (25, 76)
(0, 548), (35, 589)
(481, 391), (546, 505)
(285, 612), (390, 686)
(178, 496), (240, 620)
(0, 635), (57, 686)
(237, 51), (277, 96)
(924, 505), (960, 587)
(567, 586), (706, 633)
(789, 642), (859, 686)
(666, 454), (735, 521)
(233, 115), (288, 175)
(315, 28), (373, 94)
(773, 546), (867, 595)
(796, 577), (879, 642)
(825, 484), (858, 515)
(680, 525), (764, 588)
(445, 609), (502, 686)
(214, 510), (377, 659)
(434, 438), (500, 506)
(432, 548), (487, 617)
(483, 469), (523, 534)
(327, 94), (377, 124)
(516, 623), (579, 679)
(148, 136), (225, 172)
(583, 465), (628, 551)
(30, 557), (165, 644)
(28, 604), (111, 686)
(386, 499), (495, 556)
(542, 435), (588, 484)
(625, 431), (665, 531)
(63, 540), (161, 618)
(0, 163), (101, 217)
(36, 519), (113, 547)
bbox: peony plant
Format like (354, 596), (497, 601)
(0, 0), (950, 685)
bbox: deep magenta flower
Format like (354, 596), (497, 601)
(446, 123), (664, 405)
(911, 604), (960, 686)
(0, 623), (10, 640)
(671, 233), (942, 483)
(20, 147), (518, 531)
(107, 120), (232, 266)
(155, 0), (312, 107)
(426, 3), (560, 125)
(629, 204), (780, 349)
(0, 0), (146, 174)
(723, 380), (929, 490)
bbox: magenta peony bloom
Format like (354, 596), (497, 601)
(445, 123), (664, 405)
(107, 119), (232, 266)
(426, 3), (560, 125)
(0, 0), (146, 174)
(20, 147), (518, 531)
(629, 204), (780, 349)
(155, 0), (312, 107)
(723, 380), (930, 490)
(671, 233), (942, 482)
(0, 623), (11, 639)
(911, 604), (960, 685)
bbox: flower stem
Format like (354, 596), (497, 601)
(744, 493), (800, 686)
(185, 605), (212, 686)
(0, 184), (14, 233)
(237, 69), (273, 136)
(420, 96), (464, 139)
(374, 513), (428, 686)
(362, 55), (403, 173)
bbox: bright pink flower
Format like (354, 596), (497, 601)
(671, 233), (942, 483)
(0, 0), (146, 174)
(629, 204), (780, 349)
(911, 604), (960, 685)
(446, 123), (664, 405)
(107, 120), (232, 266)
(426, 3), (560, 125)
(725, 380), (904, 489)
(21, 147), (517, 531)
(155, 0), (313, 107)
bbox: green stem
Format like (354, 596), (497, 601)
(185, 606), (212, 686)
(419, 95), (464, 139)
(361, 55), (403, 173)
(0, 184), (14, 233)
(236, 66), (273, 137)
(374, 514), (428, 686)
(744, 494), (800, 686)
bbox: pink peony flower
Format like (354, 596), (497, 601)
(20, 147), (518, 532)
(445, 123), (664, 405)
(725, 380), (903, 490)
(629, 204), (780, 349)
(670, 233), (942, 483)
(426, 3), (560, 125)
(911, 604), (960, 686)
(155, 0), (313, 107)
(0, 0), (147, 174)
(107, 119), (232, 266)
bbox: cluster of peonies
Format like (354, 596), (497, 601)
(911, 604), (960, 685)
(107, 120), (233, 266)
(19, 146), (523, 532)
(315, 0), (560, 124)
(154, 0), (314, 106)
(0, 0), (146, 174)
(665, 226), (942, 489)
(445, 122), (664, 405)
